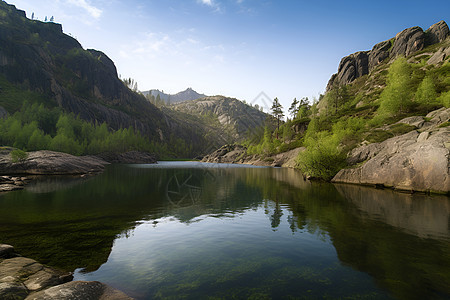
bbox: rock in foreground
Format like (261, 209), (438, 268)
(0, 244), (133, 300)
(332, 108), (450, 194)
(25, 281), (133, 300)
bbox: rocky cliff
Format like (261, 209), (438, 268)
(326, 21), (449, 90)
(332, 108), (450, 194)
(171, 96), (268, 143)
(0, 1), (210, 156)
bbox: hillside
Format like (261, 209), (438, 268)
(170, 96), (268, 145)
(204, 21), (450, 193)
(0, 1), (210, 157)
(141, 88), (206, 105)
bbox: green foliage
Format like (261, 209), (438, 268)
(415, 76), (437, 106)
(10, 149), (28, 162)
(0, 102), (167, 156)
(297, 131), (346, 180)
(438, 91), (450, 108)
(288, 98), (299, 119)
(376, 57), (413, 119)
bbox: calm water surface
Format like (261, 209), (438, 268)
(0, 162), (449, 299)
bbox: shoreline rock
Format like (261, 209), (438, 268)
(0, 244), (133, 300)
(201, 144), (304, 168)
(0, 150), (108, 176)
(332, 108), (450, 195)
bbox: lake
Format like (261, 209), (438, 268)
(0, 162), (449, 299)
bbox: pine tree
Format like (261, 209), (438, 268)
(271, 97), (284, 139)
(288, 98), (299, 119)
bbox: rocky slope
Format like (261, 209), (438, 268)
(326, 20), (449, 90)
(0, 1), (210, 156)
(171, 96), (268, 143)
(0, 244), (133, 300)
(332, 108), (450, 194)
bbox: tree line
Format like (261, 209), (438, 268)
(0, 102), (168, 156)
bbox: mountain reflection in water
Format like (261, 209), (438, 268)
(0, 162), (448, 299)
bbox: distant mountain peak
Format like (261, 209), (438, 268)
(141, 88), (207, 104)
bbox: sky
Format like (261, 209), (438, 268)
(7, 0), (450, 111)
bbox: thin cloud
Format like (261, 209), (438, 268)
(197, 0), (222, 12)
(199, 0), (214, 6)
(66, 0), (102, 19)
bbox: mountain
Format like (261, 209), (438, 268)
(141, 88), (206, 104)
(0, 1), (211, 157)
(326, 20), (449, 91)
(170, 96), (268, 145)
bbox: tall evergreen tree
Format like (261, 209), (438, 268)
(288, 98), (299, 119)
(271, 97), (284, 139)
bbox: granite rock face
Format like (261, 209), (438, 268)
(327, 21), (449, 90)
(426, 20), (450, 44)
(390, 26), (425, 58)
(332, 108), (450, 194)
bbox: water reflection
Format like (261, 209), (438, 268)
(0, 163), (448, 299)
(334, 183), (450, 240)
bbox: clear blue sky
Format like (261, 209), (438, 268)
(8, 0), (450, 111)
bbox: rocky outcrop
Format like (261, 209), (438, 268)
(426, 20), (450, 44)
(0, 244), (133, 300)
(201, 144), (304, 168)
(332, 108), (450, 194)
(327, 21), (449, 90)
(390, 26), (425, 58)
(0, 150), (108, 175)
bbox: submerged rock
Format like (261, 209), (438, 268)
(25, 281), (133, 300)
(0, 244), (134, 300)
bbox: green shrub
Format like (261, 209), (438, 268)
(389, 123), (416, 136)
(376, 57), (414, 119)
(11, 149), (28, 163)
(296, 132), (347, 180)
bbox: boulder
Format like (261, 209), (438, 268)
(426, 20), (450, 45)
(0, 244), (14, 258)
(333, 127), (450, 194)
(0, 150), (108, 175)
(427, 46), (450, 65)
(25, 281), (133, 300)
(368, 40), (391, 71)
(390, 26), (425, 58)
(327, 51), (369, 89)
(0, 281), (28, 300)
